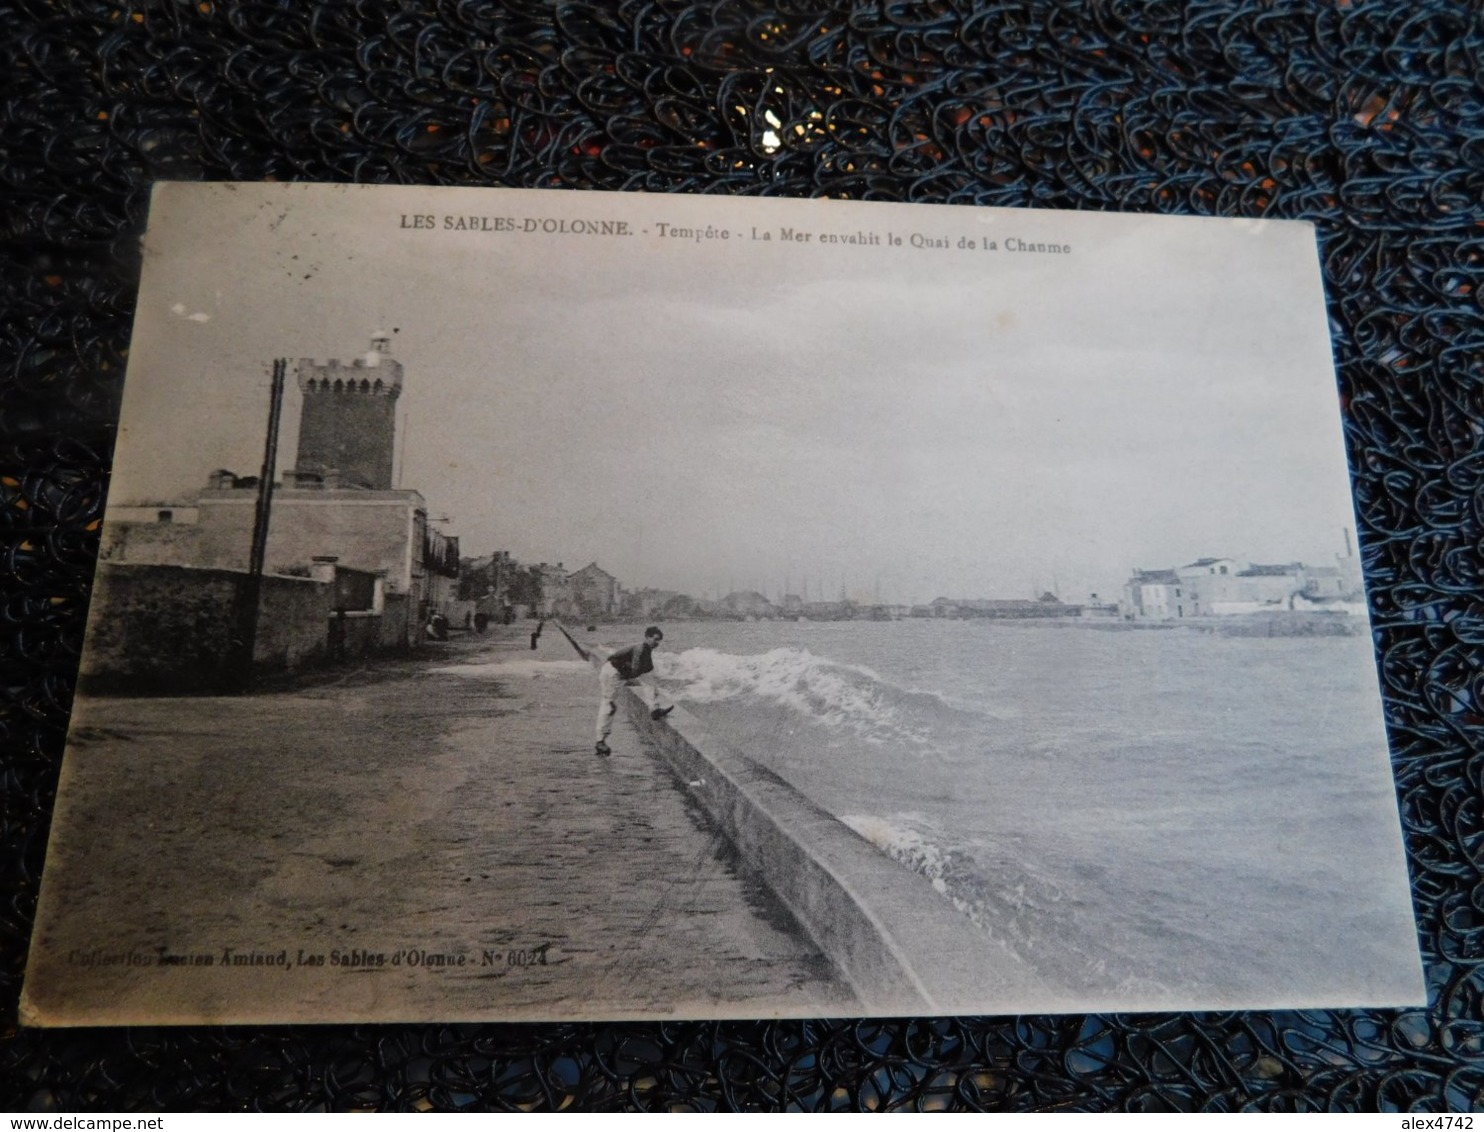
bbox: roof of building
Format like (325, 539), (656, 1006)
(1240, 563), (1303, 577)
(1129, 569), (1180, 584)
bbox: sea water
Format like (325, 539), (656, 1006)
(639, 618), (1417, 1006)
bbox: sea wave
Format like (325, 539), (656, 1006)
(842, 811), (1175, 998)
(661, 647), (948, 745)
(842, 813), (1050, 943)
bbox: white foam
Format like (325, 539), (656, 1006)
(841, 813), (977, 920)
(662, 647), (924, 742)
(844, 813), (946, 875)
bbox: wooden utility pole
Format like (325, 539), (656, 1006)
(227, 358), (287, 692)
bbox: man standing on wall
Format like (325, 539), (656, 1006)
(595, 625), (673, 756)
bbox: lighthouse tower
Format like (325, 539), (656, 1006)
(292, 331), (402, 490)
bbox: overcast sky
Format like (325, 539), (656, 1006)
(113, 183), (1359, 605)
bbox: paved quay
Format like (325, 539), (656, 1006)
(23, 626), (854, 1025)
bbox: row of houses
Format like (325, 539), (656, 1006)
(457, 556), (621, 623)
(561, 548), (1366, 627)
(545, 584), (1085, 623)
(1120, 550), (1364, 620)
(453, 547), (1366, 630)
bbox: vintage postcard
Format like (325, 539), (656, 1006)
(22, 183), (1423, 1024)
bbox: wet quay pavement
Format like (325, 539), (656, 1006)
(23, 626), (853, 1024)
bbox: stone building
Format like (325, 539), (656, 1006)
(622, 588), (684, 619)
(718, 590), (777, 618)
(97, 332), (459, 666)
(568, 563), (620, 618)
(291, 331), (401, 490)
(1121, 569), (1186, 618)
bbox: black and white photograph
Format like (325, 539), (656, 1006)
(22, 182), (1424, 1025)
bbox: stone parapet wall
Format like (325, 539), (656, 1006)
(80, 564), (331, 694)
(557, 622), (1047, 1016)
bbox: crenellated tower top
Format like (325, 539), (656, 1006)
(296, 331), (403, 399)
(292, 332), (403, 490)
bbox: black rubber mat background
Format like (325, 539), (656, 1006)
(3, 0), (1481, 1112)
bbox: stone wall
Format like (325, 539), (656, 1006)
(99, 520), (200, 566)
(333, 611), (386, 660)
(80, 564), (331, 694)
(251, 573), (333, 675)
(380, 592), (414, 651)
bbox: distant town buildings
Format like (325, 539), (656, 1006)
(441, 544), (1365, 628)
(1120, 542), (1364, 620)
(919, 595), (1077, 620)
(622, 588), (686, 619)
(717, 590), (774, 618)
